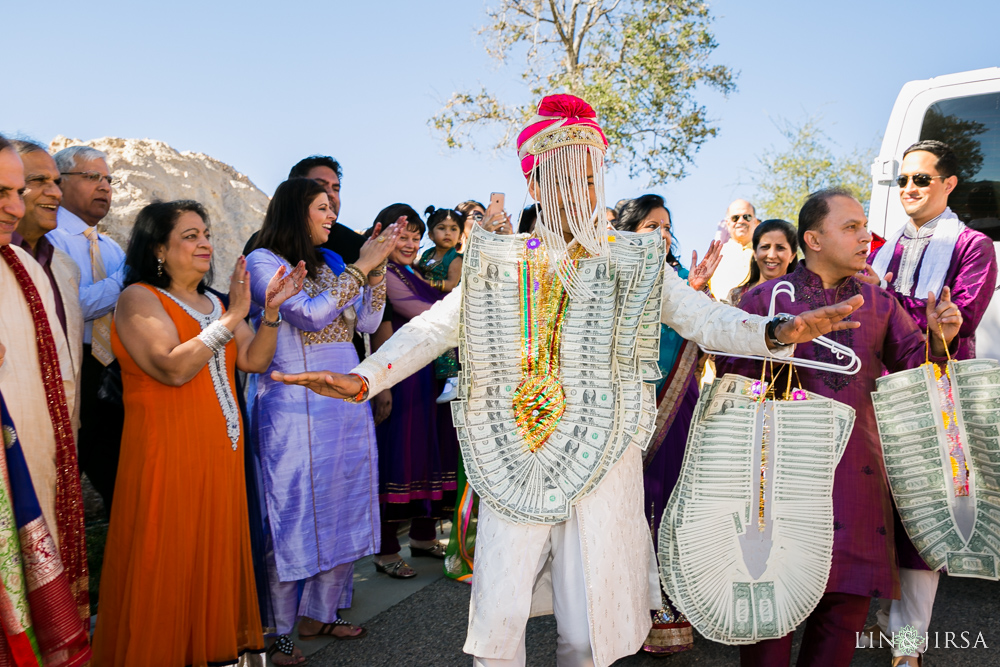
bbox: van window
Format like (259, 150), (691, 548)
(919, 92), (1000, 240)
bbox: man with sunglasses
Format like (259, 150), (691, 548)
(866, 140), (997, 666)
(48, 145), (126, 514)
(709, 199), (759, 302)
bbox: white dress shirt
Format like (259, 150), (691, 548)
(48, 207), (125, 343)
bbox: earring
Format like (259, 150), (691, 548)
(157, 257), (164, 277)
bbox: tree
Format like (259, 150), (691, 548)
(753, 117), (877, 223)
(429, 0), (736, 185)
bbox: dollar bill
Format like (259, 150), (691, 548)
(876, 367), (929, 392)
(964, 411), (1000, 426)
(923, 529), (967, 570)
(890, 468), (946, 495)
(904, 508), (954, 536)
(752, 582), (780, 638)
(872, 384), (930, 405)
(947, 551), (998, 579)
(881, 427), (939, 444)
(957, 385), (1000, 401)
(897, 499), (950, 523)
(954, 369), (1000, 388)
(731, 582), (753, 639)
(879, 416), (937, 435)
(953, 359), (1000, 374)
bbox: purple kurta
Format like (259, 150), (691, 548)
(247, 249), (386, 581)
(869, 226), (997, 360)
(720, 263), (944, 600)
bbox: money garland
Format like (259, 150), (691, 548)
(450, 225), (665, 524)
(658, 373), (854, 644)
(873, 357), (1000, 580)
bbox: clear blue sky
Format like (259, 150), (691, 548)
(4, 0), (996, 256)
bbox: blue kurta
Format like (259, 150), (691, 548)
(247, 248), (386, 581)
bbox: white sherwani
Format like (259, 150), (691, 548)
(0, 244), (76, 547)
(354, 267), (789, 666)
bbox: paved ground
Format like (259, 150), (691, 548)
(290, 524), (999, 667)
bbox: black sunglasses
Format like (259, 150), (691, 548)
(896, 173), (946, 188)
(729, 213), (754, 223)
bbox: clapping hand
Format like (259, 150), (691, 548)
(357, 217), (404, 274)
(926, 286), (962, 356)
(688, 240), (723, 292)
(265, 260), (307, 309)
(228, 256), (253, 321)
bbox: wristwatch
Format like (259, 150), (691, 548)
(766, 314), (795, 348)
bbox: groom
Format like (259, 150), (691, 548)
(273, 95), (865, 667)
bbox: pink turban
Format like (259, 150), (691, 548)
(516, 94), (609, 179)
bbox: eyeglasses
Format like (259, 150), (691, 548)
(730, 213), (754, 223)
(60, 171), (119, 186)
(470, 212), (484, 222)
(896, 173), (945, 188)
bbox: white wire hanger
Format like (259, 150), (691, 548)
(700, 281), (862, 376)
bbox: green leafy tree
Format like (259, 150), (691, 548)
(753, 117), (876, 223)
(430, 0), (736, 185)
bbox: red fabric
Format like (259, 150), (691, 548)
(0, 247), (90, 631)
(739, 592), (870, 666)
(516, 94), (608, 178)
(870, 233), (885, 255)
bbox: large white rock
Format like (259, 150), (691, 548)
(49, 136), (268, 290)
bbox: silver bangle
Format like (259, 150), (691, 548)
(260, 311), (282, 328)
(197, 320), (234, 354)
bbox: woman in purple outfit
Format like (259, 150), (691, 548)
(369, 204), (459, 579)
(246, 178), (400, 661)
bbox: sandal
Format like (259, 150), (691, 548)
(374, 557), (417, 578)
(409, 542), (447, 559)
(266, 635), (306, 665)
(299, 617), (367, 641)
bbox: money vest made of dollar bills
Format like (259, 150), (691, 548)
(658, 372), (855, 644)
(449, 225), (665, 525)
(872, 355), (1000, 580)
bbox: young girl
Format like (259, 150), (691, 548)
(417, 206), (464, 401)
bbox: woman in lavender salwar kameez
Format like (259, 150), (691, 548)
(246, 178), (399, 662)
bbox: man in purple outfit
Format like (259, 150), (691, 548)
(722, 188), (962, 666)
(866, 140), (998, 666)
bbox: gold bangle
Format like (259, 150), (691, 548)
(344, 264), (367, 287)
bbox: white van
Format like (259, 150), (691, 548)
(869, 67), (1000, 359)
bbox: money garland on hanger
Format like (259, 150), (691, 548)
(449, 225), (665, 524)
(658, 365), (854, 644)
(872, 327), (1000, 580)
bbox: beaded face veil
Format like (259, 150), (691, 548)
(517, 94), (610, 296)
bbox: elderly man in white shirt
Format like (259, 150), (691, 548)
(48, 145), (125, 513)
(708, 199), (759, 302)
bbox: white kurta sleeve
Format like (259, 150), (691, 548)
(660, 268), (794, 358)
(351, 283), (463, 396)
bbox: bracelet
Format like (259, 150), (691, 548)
(260, 311), (282, 328)
(344, 373), (370, 403)
(197, 320), (235, 354)
(344, 264), (367, 287)
(368, 260), (388, 278)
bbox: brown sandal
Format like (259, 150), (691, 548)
(298, 617), (367, 641)
(266, 635), (306, 665)
(374, 558), (417, 578)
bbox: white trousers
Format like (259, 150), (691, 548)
(472, 510), (594, 667)
(876, 568), (940, 657)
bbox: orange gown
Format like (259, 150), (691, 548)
(92, 286), (264, 666)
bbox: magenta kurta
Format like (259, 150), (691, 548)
(720, 263), (944, 600)
(869, 225), (997, 360)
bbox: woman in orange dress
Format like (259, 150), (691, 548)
(92, 200), (306, 667)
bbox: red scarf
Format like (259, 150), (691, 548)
(0, 247), (90, 629)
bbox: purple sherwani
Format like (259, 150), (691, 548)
(720, 263), (945, 600)
(869, 224), (997, 361)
